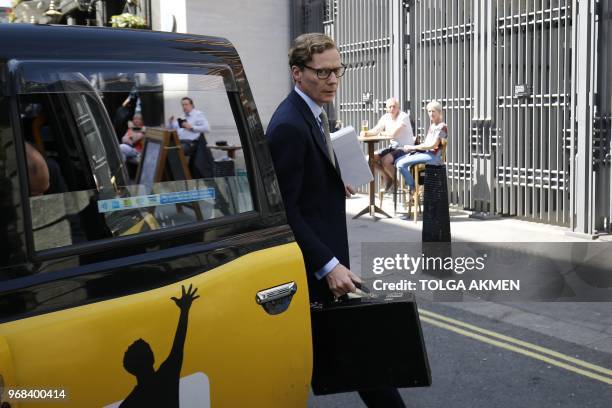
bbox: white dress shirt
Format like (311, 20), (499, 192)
(370, 111), (415, 147)
(294, 85), (340, 280)
(169, 108), (211, 141)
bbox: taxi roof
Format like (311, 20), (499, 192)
(0, 24), (243, 70)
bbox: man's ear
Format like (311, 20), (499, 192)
(291, 65), (303, 83)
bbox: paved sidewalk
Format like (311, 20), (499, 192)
(345, 193), (602, 244)
(344, 194), (612, 354)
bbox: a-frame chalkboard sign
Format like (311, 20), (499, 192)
(135, 128), (202, 220)
(136, 127), (192, 185)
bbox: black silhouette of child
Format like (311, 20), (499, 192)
(120, 284), (199, 408)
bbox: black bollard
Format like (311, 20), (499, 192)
(422, 165), (453, 284)
(422, 164), (451, 242)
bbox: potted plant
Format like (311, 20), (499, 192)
(110, 13), (147, 29)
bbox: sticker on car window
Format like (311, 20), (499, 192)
(97, 188), (216, 214)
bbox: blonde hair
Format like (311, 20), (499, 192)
(289, 33), (337, 68)
(426, 100), (443, 113)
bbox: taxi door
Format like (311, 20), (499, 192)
(0, 58), (312, 407)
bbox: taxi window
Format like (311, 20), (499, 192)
(17, 63), (255, 252)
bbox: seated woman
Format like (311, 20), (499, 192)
(395, 100), (448, 193)
(119, 113), (146, 162)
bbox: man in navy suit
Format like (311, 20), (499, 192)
(266, 33), (406, 408)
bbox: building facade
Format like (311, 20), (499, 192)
(9, 0), (610, 235)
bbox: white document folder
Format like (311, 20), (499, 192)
(330, 126), (373, 188)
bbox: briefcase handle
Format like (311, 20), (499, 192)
(353, 281), (370, 294)
(311, 282), (373, 310)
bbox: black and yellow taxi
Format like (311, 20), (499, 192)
(0, 24), (312, 407)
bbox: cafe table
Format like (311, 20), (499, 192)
(209, 144), (242, 159)
(353, 135), (393, 220)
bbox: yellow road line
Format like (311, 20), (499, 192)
(419, 315), (612, 386)
(419, 308), (612, 377)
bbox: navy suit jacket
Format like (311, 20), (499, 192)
(267, 90), (348, 302)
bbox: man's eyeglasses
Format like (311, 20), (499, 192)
(303, 63), (347, 79)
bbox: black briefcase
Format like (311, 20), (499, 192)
(310, 292), (431, 395)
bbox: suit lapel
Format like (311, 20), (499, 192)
(288, 91), (340, 175)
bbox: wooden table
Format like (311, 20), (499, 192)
(353, 135), (393, 220)
(209, 145), (242, 159)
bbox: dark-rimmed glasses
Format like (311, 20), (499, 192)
(303, 63), (347, 79)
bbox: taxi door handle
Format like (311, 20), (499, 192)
(256, 282), (297, 315)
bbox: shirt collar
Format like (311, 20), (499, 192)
(294, 85), (323, 120)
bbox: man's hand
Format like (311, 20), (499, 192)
(169, 115), (175, 123)
(360, 130), (367, 137)
(403, 144), (415, 152)
(182, 121), (193, 130)
(345, 184), (356, 198)
(325, 264), (363, 298)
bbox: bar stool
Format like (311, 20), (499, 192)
(385, 165), (424, 221)
(375, 155), (418, 213)
(408, 164), (425, 222)
(390, 168), (410, 215)
(384, 159), (420, 217)
(377, 173), (396, 209)
(396, 139), (447, 221)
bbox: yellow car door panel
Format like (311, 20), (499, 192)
(1, 241), (311, 407)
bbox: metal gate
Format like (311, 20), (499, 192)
(594, 0), (612, 234)
(409, 0), (476, 212)
(408, 0), (611, 234)
(494, 0), (575, 225)
(410, 0), (577, 226)
(318, 0), (610, 234)
(326, 0), (404, 135)
(325, 0), (405, 194)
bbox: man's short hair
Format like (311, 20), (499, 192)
(289, 33), (337, 68)
(181, 97), (194, 106)
(385, 97), (399, 107)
